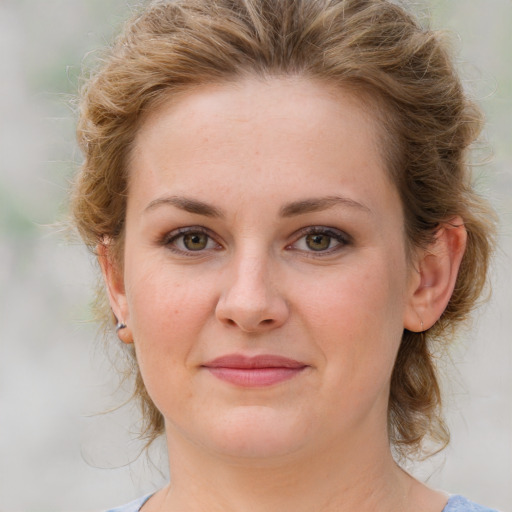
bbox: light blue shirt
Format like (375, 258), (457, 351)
(106, 493), (152, 512)
(444, 495), (501, 512)
(106, 493), (501, 511)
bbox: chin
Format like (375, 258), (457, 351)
(190, 405), (313, 461)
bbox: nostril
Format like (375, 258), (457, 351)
(215, 292), (289, 332)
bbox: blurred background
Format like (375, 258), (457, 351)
(0, 1), (510, 510)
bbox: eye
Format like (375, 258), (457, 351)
(181, 232), (210, 251)
(164, 227), (220, 254)
(304, 233), (334, 251)
(290, 227), (350, 254)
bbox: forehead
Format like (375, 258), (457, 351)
(134, 77), (384, 151)
(129, 77), (398, 217)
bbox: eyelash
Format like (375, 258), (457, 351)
(287, 226), (352, 256)
(160, 226), (351, 256)
(161, 226), (222, 256)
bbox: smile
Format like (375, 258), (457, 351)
(202, 354), (309, 387)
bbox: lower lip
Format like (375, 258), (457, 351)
(205, 367), (306, 387)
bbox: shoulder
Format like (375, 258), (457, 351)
(105, 494), (153, 512)
(443, 495), (502, 512)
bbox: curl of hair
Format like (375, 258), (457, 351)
(71, 0), (497, 458)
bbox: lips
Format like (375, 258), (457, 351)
(202, 354), (308, 387)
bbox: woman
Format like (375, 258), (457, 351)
(71, 0), (499, 510)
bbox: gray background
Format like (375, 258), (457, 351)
(0, 1), (511, 511)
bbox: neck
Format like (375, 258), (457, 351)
(151, 424), (421, 512)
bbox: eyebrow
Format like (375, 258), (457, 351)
(144, 194), (372, 218)
(280, 196), (372, 217)
(144, 196), (224, 218)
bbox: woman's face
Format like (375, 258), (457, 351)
(108, 78), (421, 461)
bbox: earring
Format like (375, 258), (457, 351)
(116, 322), (127, 333)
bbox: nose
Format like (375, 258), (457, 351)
(215, 253), (289, 333)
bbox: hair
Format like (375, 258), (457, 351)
(71, 0), (497, 459)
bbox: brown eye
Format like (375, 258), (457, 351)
(289, 227), (350, 255)
(183, 232), (209, 251)
(305, 233), (332, 251)
(164, 227), (220, 255)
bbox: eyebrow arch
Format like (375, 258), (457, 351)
(144, 196), (224, 218)
(280, 196), (373, 217)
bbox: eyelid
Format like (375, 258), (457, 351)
(161, 226), (222, 255)
(287, 226), (352, 254)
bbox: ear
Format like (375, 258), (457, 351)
(97, 241), (133, 344)
(404, 217), (467, 332)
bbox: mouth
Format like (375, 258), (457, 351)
(202, 354), (309, 387)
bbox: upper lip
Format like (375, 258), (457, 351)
(202, 354), (308, 369)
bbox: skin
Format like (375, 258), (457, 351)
(102, 77), (466, 511)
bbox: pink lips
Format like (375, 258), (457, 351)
(202, 354), (308, 387)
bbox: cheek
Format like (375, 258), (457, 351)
(300, 258), (407, 375)
(306, 262), (405, 330)
(124, 265), (218, 414)
(125, 260), (217, 355)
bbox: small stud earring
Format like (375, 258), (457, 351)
(116, 322), (127, 333)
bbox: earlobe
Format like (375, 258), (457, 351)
(97, 241), (134, 344)
(115, 322), (133, 344)
(404, 218), (467, 332)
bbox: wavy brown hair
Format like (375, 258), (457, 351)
(72, 0), (496, 458)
